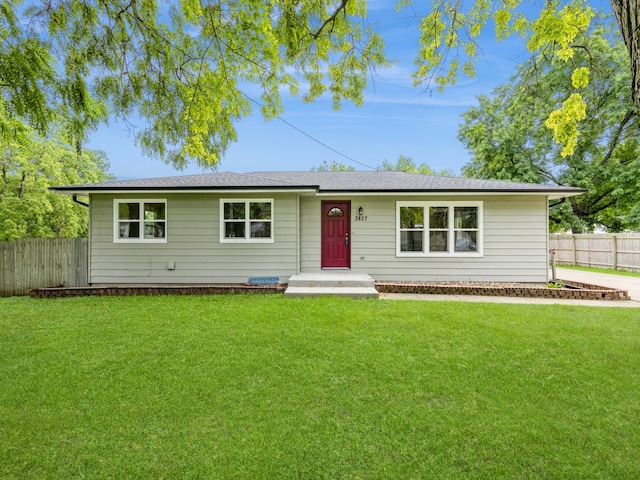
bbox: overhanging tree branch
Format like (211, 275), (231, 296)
(312, 0), (349, 39)
(600, 109), (637, 166)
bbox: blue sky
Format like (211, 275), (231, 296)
(88, 0), (611, 180)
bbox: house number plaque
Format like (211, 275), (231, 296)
(354, 215), (368, 222)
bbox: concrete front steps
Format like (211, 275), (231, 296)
(284, 272), (379, 299)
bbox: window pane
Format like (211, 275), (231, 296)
(119, 221), (140, 238)
(429, 231), (448, 251)
(144, 221), (165, 239)
(118, 202), (139, 220)
(455, 231), (477, 252)
(250, 202), (271, 220)
(429, 207), (448, 229)
(225, 222), (245, 238)
(327, 207), (344, 217)
(224, 202), (245, 220)
(250, 221), (271, 238)
(401, 231), (423, 252)
(455, 207), (478, 229)
(144, 203), (165, 220)
(400, 207), (424, 229)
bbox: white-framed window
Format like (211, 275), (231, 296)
(397, 201), (482, 256)
(114, 199), (167, 243)
(220, 199), (274, 243)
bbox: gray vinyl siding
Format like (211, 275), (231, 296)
(89, 193), (298, 285)
(89, 192), (550, 285)
(300, 195), (550, 282)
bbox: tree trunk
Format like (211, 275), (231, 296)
(611, 0), (640, 111)
(1, 164), (6, 198)
(18, 172), (26, 199)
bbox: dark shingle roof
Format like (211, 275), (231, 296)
(52, 170), (586, 197)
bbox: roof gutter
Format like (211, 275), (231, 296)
(315, 189), (587, 199)
(51, 187), (319, 196)
(51, 186), (586, 200)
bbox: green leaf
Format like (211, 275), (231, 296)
(459, 20), (640, 232)
(571, 67), (590, 89)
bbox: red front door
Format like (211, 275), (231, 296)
(321, 201), (351, 268)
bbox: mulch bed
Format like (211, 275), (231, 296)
(30, 279), (629, 300)
(375, 279), (629, 301)
(30, 284), (286, 298)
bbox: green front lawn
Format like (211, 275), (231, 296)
(1, 295), (639, 479)
(557, 264), (640, 278)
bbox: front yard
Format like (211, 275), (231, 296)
(1, 295), (639, 478)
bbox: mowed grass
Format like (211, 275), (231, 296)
(558, 264), (640, 278)
(1, 295), (639, 479)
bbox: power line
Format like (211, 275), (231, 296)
(242, 93), (377, 171)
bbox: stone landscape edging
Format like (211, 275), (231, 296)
(30, 284), (286, 298)
(30, 279), (629, 300)
(374, 280), (629, 301)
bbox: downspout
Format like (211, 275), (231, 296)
(72, 194), (91, 286)
(72, 195), (89, 208)
(546, 196), (551, 282)
(296, 194), (301, 274)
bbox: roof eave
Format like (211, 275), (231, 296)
(50, 186), (319, 195)
(51, 186), (586, 199)
(316, 189), (587, 198)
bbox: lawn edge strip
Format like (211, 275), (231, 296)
(30, 284), (286, 298)
(375, 281), (629, 301)
(30, 280), (628, 300)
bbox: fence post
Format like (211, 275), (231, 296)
(611, 234), (618, 271)
(572, 234), (577, 266)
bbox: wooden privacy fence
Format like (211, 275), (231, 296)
(549, 233), (640, 273)
(0, 238), (88, 297)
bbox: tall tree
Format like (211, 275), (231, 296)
(459, 21), (640, 232)
(312, 160), (356, 171)
(2, 0), (386, 168)
(611, 0), (640, 109)
(0, 130), (111, 241)
(2, 1), (639, 167)
(312, 156), (452, 174)
(379, 155), (454, 176)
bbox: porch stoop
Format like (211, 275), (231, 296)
(284, 272), (379, 299)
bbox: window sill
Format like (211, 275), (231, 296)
(220, 238), (274, 244)
(114, 239), (168, 244)
(396, 252), (483, 258)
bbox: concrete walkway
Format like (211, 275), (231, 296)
(381, 268), (640, 307)
(555, 267), (640, 302)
